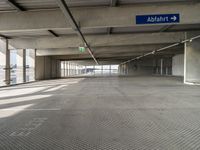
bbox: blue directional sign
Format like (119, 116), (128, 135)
(136, 14), (180, 25)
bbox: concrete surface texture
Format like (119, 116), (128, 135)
(184, 32), (200, 84)
(172, 54), (184, 76)
(1, 3), (199, 33)
(0, 76), (200, 149)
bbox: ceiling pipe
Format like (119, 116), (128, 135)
(56, 0), (99, 65)
(120, 34), (200, 65)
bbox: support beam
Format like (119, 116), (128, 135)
(0, 34), (11, 39)
(9, 32), (185, 49)
(52, 52), (175, 61)
(6, 0), (25, 11)
(0, 3), (200, 32)
(36, 44), (183, 56)
(56, 0), (98, 65)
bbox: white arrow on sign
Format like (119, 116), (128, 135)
(171, 16), (177, 21)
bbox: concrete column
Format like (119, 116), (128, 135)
(122, 64), (125, 75)
(66, 62), (68, 77)
(122, 65), (124, 75)
(35, 56), (52, 80)
(109, 65), (111, 76)
(23, 49), (26, 82)
(122, 65), (125, 75)
(73, 63), (75, 75)
(51, 58), (58, 78)
(125, 64), (127, 75)
(72, 63), (74, 75)
(101, 65), (103, 75)
(74, 64), (76, 75)
(172, 54), (184, 76)
(77, 65), (79, 75)
(63, 61), (65, 77)
(16, 49), (23, 83)
(69, 62), (71, 76)
(75, 64), (77, 75)
(34, 49), (36, 80)
(70, 62), (72, 76)
(166, 67), (169, 76)
(5, 39), (10, 85)
(57, 60), (61, 78)
(0, 39), (6, 86)
(35, 56), (45, 80)
(76, 65), (77, 75)
(68, 62), (70, 76)
(120, 65), (123, 75)
(120, 65), (122, 75)
(65, 61), (67, 76)
(184, 32), (200, 84)
(78, 66), (80, 75)
(85, 66), (87, 75)
(93, 65), (95, 76)
(160, 58), (163, 75)
(126, 64), (128, 75)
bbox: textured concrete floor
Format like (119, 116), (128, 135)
(0, 76), (200, 150)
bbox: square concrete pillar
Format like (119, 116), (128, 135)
(184, 32), (200, 84)
(0, 39), (6, 86)
(5, 39), (10, 85)
(23, 49), (26, 83)
(16, 49), (24, 84)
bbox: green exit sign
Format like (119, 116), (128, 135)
(79, 47), (86, 52)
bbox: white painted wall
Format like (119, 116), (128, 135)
(172, 54), (184, 76)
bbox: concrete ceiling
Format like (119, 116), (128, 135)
(0, 0), (198, 12)
(0, 0), (199, 64)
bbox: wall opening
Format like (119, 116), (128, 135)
(0, 40), (36, 87)
(61, 61), (119, 77)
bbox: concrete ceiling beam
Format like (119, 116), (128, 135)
(9, 32), (185, 49)
(36, 44), (183, 56)
(0, 3), (199, 32)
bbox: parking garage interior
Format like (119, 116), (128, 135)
(0, 0), (200, 149)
